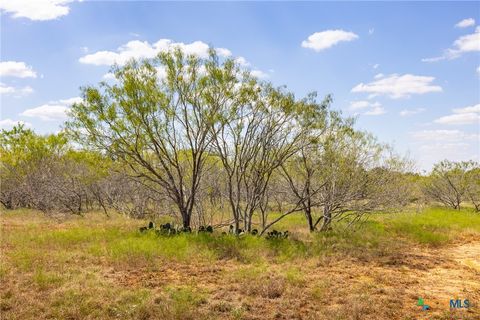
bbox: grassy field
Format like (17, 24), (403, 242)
(1, 207), (479, 319)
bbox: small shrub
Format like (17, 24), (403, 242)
(266, 230), (289, 240)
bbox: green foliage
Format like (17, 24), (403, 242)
(424, 160), (479, 210)
(0, 124), (68, 168)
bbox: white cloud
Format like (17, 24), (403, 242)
(0, 83), (15, 94)
(20, 97), (81, 121)
(216, 48), (232, 57)
(369, 28), (375, 35)
(373, 73), (383, 79)
(477, 66), (480, 74)
(416, 140), (479, 171)
(411, 127), (479, 170)
(83, 39), (269, 83)
(58, 97), (82, 105)
(103, 72), (116, 81)
(411, 129), (478, 142)
(251, 69), (269, 79)
(0, 0), (76, 21)
(351, 73), (442, 99)
(455, 18), (475, 28)
(79, 39), (232, 66)
(0, 82), (34, 96)
(349, 100), (385, 116)
(301, 30), (358, 52)
(235, 57), (250, 67)
(453, 104), (480, 114)
(364, 105), (385, 116)
(423, 27), (480, 62)
(349, 100), (371, 110)
(0, 118), (32, 129)
(434, 113), (480, 125)
(399, 108), (426, 116)
(373, 64), (379, 69)
(21, 105), (69, 121)
(0, 61), (37, 78)
(18, 86), (34, 95)
(434, 103), (480, 125)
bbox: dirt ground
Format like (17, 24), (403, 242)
(101, 240), (479, 319)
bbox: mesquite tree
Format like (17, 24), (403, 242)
(211, 89), (326, 233)
(281, 125), (411, 231)
(279, 107), (354, 231)
(424, 160), (479, 210)
(67, 49), (252, 228)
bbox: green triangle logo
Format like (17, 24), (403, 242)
(417, 298), (424, 306)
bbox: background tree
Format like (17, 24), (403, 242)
(281, 125), (411, 232)
(423, 160), (477, 210)
(465, 166), (480, 211)
(278, 104), (352, 231)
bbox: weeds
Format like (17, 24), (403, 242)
(1, 207), (479, 319)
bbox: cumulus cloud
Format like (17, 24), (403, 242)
(20, 97), (81, 121)
(411, 127), (479, 170)
(434, 103), (480, 125)
(0, 82), (34, 96)
(349, 100), (385, 116)
(301, 30), (358, 52)
(455, 18), (475, 28)
(79, 39), (232, 66)
(0, 61), (37, 78)
(453, 104), (480, 114)
(0, 0), (77, 21)
(364, 106), (386, 116)
(349, 100), (371, 110)
(351, 73), (442, 99)
(21, 105), (69, 121)
(250, 69), (269, 79)
(423, 26), (480, 62)
(411, 129), (478, 142)
(83, 39), (270, 82)
(102, 72), (116, 81)
(0, 118), (32, 129)
(399, 108), (426, 116)
(0, 83), (15, 94)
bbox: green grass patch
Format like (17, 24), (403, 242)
(32, 268), (64, 290)
(378, 207), (480, 246)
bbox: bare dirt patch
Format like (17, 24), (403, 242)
(97, 241), (479, 319)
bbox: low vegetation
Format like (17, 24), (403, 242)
(1, 207), (479, 319)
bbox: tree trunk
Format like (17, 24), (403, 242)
(305, 207), (314, 232)
(320, 206), (332, 232)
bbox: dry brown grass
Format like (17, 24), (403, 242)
(1, 209), (479, 319)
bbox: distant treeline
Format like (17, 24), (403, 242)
(1, 49), (478, 234)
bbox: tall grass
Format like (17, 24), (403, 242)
(2, 207), (479, 270)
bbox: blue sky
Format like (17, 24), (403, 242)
(1, 1), (479, 171)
